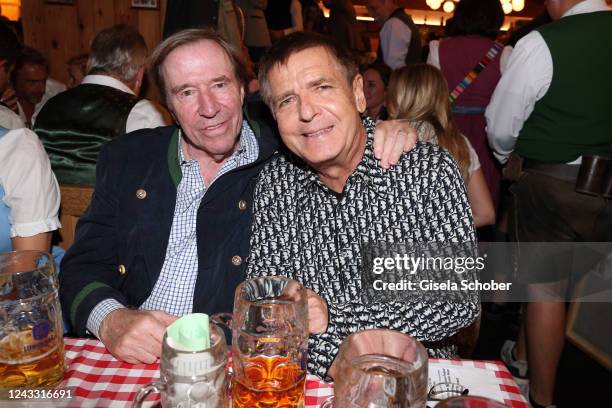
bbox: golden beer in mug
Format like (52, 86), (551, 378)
(214, 276), (308, 408)
(0, 251), (65, 390)
(232, 354), (306, 408)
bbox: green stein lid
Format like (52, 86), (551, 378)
(166, 313), (211, 351)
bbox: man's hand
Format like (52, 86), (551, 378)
(372, 119), (417, 169)
(98, 309), (178, 364)
(1, 88), (18, 112)
(306, 288), (328, 334)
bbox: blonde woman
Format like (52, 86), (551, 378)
(387, 63), (495, 227)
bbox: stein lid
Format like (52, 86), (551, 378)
(167, 313), (211, 351)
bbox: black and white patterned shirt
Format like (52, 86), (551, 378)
(247, 118), (479, 378)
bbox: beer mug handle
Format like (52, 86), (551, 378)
(132, 381), (166, 408)
(319, 396), (334, 408)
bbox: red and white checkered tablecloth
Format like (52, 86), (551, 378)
(428, 359), (529, 408)
(57, 338), (528, 408)
(59, 338), (332, 407)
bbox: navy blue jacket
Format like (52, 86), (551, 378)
(59, 110), (279, 336)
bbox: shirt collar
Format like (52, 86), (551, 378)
(563, 0), (609, 18)
(81, 75), (135, 95)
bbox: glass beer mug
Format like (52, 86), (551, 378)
(133, 314), (229, 408)
(322, 329), (429, 408)
(0, 250), (65, 390)
(215, 276), (309, 408)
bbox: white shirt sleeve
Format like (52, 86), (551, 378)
(125, 99), (169, 133)
(485, 31), (553, 163)
(426, 40), (441, 69)
(86, 299), (126, 338)
(0, 105), (26, 130)
(0, 128), (61, 237)
(499, 45), (513, 75)
(380, 18), (412, 70)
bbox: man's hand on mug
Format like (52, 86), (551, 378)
(306, 288), (328, 334)
(98, 309), (178, 364)
(373, 119), (417, 168)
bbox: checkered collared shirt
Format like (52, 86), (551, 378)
(86, 121), (259, 337)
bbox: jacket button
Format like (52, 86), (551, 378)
(118, 264), (126, 275)
(238, 200), (247, 211)
(231, 255), (242, 266)
(136, 189), (147, 199)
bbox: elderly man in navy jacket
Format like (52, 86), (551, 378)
(59, 29), (415, 363)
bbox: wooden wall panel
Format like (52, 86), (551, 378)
(76, 1), (97, 53)
(113, 0), (137, 27)
(92, 0), (115, 34)
(138, 9), (161, 52)
(21, 0), (166, 104)
(44, 4), (80, 83)
(20, 0), (44, 49)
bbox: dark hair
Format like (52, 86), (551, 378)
(149, 28), (249, 106)
(445, 0), (504, 40)
(15, 46), (47, 70)
(362, 63), (392, 88)
(88, 24), (147, 82)
(12, 47), (47, 84)
(258, 31), (359, 109)
(0, 21), (21, 69)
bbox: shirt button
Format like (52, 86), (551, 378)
(231, 255), (242, 266)
(136, 189), (147, 199)
(238, 200), (247, 211)
(118, 264), (126, 275)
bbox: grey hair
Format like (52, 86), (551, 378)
(87, 24), (147, 82)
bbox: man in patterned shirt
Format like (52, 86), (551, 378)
(59, 29), (416, 364)
(248, 32), (480, 378)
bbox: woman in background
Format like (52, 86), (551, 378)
(427, 0), (510, 210)
(387, 63), (495, 228)
(362, 63), (391, 122)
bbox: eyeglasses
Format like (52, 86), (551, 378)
(427, 382), (469, 401)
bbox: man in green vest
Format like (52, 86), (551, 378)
(35, 24), (167, 187)
(486, 1), (612, 407)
